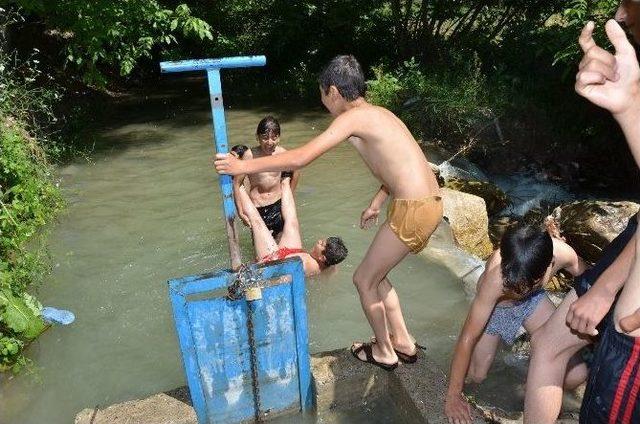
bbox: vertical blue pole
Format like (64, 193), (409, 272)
(206, 69), (242, 269)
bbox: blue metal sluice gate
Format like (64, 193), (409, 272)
(168, 259), (312, 423)
(161, 56), (313, 423)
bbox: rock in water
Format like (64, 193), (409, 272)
(444, 177), (510, 216)
(441, 188), (494, 259)
(551, 201), (640, 264)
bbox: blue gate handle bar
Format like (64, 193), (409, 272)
(160, 56), (266, 73)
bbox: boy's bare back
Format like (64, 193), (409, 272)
(327, 102), (439, 199)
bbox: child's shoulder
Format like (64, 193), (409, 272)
(243, 147), (257, 159)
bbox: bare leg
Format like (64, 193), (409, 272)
(277, 178), (302, 250)
(234, 183), (278, 259)
(524, 290), (590, 424)
(377, 278), (416, 354)
(524, 295), (589, 391)
(352, 222), (411, 365)
(467, 333), (501, 383)
(564, 353), (589, 390)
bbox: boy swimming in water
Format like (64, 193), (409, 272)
(231, 116), (300, 239)
(216, 55), (442, 370)
(234, 175), (347, 277)
(445, 223), (589, 423)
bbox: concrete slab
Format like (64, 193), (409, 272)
(74, 349), (578, 423)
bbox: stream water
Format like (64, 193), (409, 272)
(0, 77), (577, 423)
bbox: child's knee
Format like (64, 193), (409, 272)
(352, 269), (374, 292)
(466, 368), (487, 384)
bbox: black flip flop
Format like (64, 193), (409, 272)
(350, 342), (398, 371)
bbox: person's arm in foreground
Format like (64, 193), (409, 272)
(445, 259), (502, 424)
(360, 185), (389, 229)
(215, 112), (355, 176)
(566, 19), (640, 335)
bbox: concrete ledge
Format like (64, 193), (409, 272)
(77, 348), (575, 423)
(75, 391), (197, 424)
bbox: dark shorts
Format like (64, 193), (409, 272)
(575, 214), (639, 423)
(580, 319), (640, 424)
(257, 199), (284, 237)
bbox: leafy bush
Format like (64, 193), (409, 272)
(551, 0), (619, 69)
(13, 1), (213, 85)
(367, 58), (507, 145)
(0, 9), (62, 373)
(0, 118), (60, 373)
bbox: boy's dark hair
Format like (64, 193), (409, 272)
(500, 224), (553, 298)
(256, 116), (280, 138)
(318, 55), (366, 101)
(323, 236), (348, 266)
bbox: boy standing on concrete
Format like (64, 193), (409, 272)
(216, 55), (442, 370)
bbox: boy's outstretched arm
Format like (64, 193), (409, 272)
(445, 258), (502, 424)
(576, 20), (640, 167)
(215, 112), (355, 175)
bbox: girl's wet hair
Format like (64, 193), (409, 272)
(256, 116), (280, 138)
(500, 224), (553, 298)
(318, 55), (366, 101)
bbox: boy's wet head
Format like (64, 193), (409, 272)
(318, 55), (366, 102)
(500, 224), (553, 298)
(256, 116), (281, 153)
(312, 236), (348, 266)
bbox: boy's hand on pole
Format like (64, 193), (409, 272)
(575, 20), (640, 119)
(215, 153), (245, 175)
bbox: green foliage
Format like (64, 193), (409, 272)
(0, 333), (27, 372)
(12, 1), (213, 85)
(0, 9), (61, 373)
(551, 0), (619, 68)
(367, 58), (506, 144)
(0, 119), (59, 373)
(0, 289), (45, 340)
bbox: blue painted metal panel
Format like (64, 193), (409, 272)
(168, 258), (312, 423)
(160, 56), (266, 73)
(251, 283), (300, 412)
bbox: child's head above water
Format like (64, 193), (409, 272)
(311, 236), (348, 267)
(500, 224), (553, 298)
(318, 55), (366, 108)
(256, 116), (281, 153)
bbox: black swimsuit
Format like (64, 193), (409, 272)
(257, 199), (284, 237)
